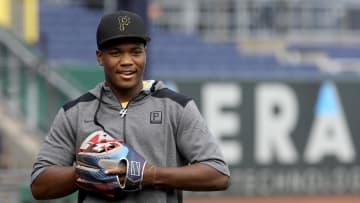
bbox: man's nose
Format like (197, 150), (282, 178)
(120, 54), (133, 65)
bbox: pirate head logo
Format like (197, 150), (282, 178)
(118, 16), (131, 31)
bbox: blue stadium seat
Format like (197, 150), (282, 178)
(288, 43), (360, 58)
(38, 1), (321, 78)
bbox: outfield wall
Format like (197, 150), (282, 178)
(173, 77), (360, 197)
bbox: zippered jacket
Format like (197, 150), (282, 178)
(31, 80), (230, 203)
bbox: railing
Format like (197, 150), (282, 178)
(0, 27), (81, 133)
(37, 0), (360, 42)
(150, 0), (360, 42)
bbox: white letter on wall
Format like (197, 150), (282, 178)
(255, 83), (298, 164)
(304, 81), (355, 163)
(202, 83), (242, 165)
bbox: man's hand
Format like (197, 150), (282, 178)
(75, 140), (147, 197)
(105, 162), (157, 188)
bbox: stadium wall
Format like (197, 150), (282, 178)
(173, 76), (360, 197)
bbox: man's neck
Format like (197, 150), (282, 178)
(106, 82), (143, 104)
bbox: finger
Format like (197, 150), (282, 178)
(105, 167), (126, 175)
(105, 160), (127, 175)
(118, 175), (125, 184)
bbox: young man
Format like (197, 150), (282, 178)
(31, 10), (230, 202)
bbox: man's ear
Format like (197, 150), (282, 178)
(96, 50), (103, 66)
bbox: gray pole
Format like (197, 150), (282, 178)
(103, 0), (118, 14)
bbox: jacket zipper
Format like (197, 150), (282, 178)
(123, 113), (127, 142)
(121, 100), (130, 142)
(120, 88), (151, 143)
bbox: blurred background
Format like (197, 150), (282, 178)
(1, 0), (360, 202)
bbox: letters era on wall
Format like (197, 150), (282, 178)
(174, 79), (360, 196)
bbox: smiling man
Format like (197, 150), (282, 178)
(97, 40), (147, 102)
(30, 10), (230, 203)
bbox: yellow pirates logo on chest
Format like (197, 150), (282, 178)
(118, 16), (131, 31)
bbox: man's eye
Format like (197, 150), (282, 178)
(109, 51), (120, 56)
(132, 50), (143, 55)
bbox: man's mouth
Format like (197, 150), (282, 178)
(117, 70), (136, 78)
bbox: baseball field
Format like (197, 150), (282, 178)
(185, 194), (360, 203)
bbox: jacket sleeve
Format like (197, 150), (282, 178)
(176, 100), (230, 176)
(31, 107), (77, 184)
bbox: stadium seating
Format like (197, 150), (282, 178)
(38, 1), (322, 79)
(39, 2), (100, 63)
(148, 28), (321, 78)
(288, 43), (360, 59)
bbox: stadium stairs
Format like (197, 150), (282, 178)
(287, 42), (360, 74)
(0, 26), (79, 202)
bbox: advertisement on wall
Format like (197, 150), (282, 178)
(174, 79), (360, 196)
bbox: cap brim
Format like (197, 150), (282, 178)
(98, 35), (151, 48)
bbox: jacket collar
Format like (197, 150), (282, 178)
(89, 80), (164, 107)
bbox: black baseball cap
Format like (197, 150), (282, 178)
(96, 10), (151, 49)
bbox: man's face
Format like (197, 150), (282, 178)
(96, 41), (146, 93)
